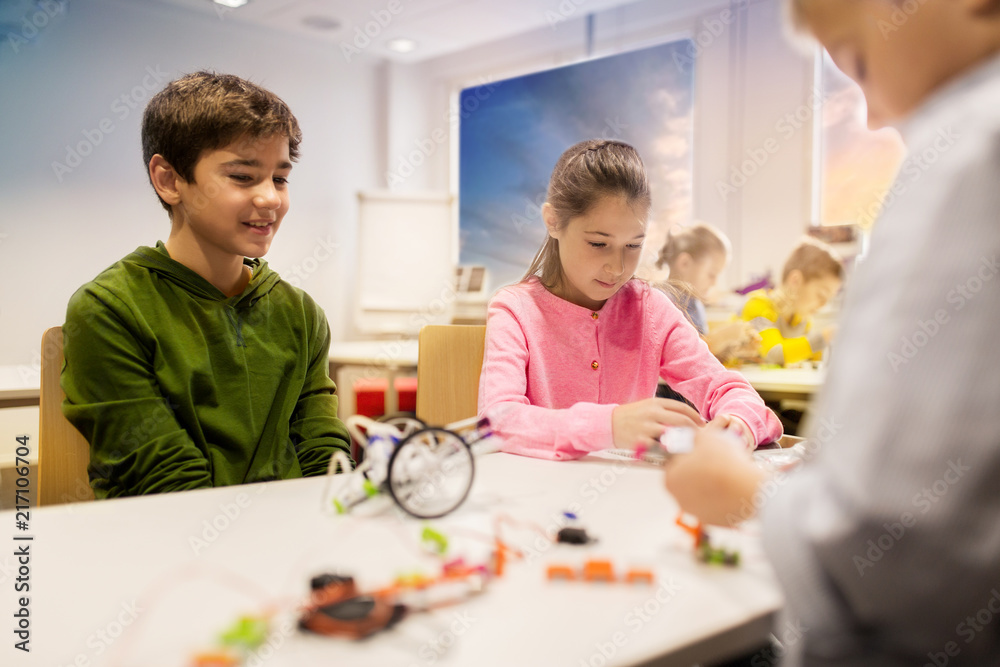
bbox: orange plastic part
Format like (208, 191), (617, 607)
(493, 540), (506, 577)
(582, 559), (615, 582)
(546, 564), (577, 581)
(676, 513), (707, 547)
(624, 569), (654, 585)
(190, 652), (240, 667)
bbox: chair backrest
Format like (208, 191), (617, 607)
(38, 326), (94, 505)
(416, 325), (486, 427)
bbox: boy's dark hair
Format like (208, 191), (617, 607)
(141, 71), (302, 212)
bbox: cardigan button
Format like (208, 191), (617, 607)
(591, 312), (599, 320)
(591, 360), (599, 370)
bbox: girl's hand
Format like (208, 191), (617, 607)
(664, 424), (768, 526)
(612, 398), (704, 450)
(707, 413), (755, 449)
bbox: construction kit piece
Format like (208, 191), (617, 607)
(324, 415), (493, 519)
(607, 427), (698, 465)
(299, 559), (489, 640)
(545, 560), (655, 585)
(190, 615), (272, 667)
(675, 514), (741, 566)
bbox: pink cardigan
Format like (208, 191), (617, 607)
(477, 277), (782, 460)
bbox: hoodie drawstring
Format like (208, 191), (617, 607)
(225, 308), (247, 348)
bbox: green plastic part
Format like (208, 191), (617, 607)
(421, 526), (449, 555)
(219, 615), (269, 650)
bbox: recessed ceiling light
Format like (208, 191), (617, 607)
(386, 38), (417, 54)
(301, 15), (341, 31)
(213, 0), (248, 8)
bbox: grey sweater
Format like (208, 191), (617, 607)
(761, 52), (1000, 665)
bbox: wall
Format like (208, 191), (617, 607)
(379, 0), (816, 294)
(0, 0), (383, 368)
(0, 0), (819, 370)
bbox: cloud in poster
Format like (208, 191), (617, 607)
(459, 40), (696, 292)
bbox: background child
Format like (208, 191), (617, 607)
(666, 0), (1000, 664)
(656, 222), (760, 362)
(61, 71), (352, 498)
(741, 238), (842, 366)
(477, 139), (781, 460)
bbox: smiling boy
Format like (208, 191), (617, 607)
(741, 239), (843, 366)
(666, 1), (1000, 665)
(61, 72), (351, 498)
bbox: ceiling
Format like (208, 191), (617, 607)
(148, 0), (645, 62)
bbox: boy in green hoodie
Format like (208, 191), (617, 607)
(61, 71), (352, 498)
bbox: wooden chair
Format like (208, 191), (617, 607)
(38, 327), (94, 505)
(415, 325), (486, 427)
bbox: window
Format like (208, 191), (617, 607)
(458, 40), (695, 291)
(815, 50), (906, 231)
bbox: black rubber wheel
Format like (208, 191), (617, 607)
(387, 428), (475, 519)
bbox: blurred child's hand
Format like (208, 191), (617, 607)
(612, 398), (704, 450)
(664, 425), (768, 526)
(706, 322), (762, 361)
(704, 322), (746, 356)
(707, 413), (755, 449)
(738, 327), (763, 356)
(731, 341), (763, 363)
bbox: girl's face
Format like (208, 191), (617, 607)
(677, 251), (727, 301)
(788, 272), (841, 319)
(544, 196), (646, 311)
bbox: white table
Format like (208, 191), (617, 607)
(329, 339), (420, 415)
(0, 406), (39, 510)
(736, 365), (825, 402)
(0, 365), (40, 408)
(1, 453), (782, 667)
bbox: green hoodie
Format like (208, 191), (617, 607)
(62, 241), (352, 498)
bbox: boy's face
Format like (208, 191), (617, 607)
(790, 273), (842, 319)
(796, 0), (970, 128)
(545, 196), (646, 311)
(174, 134), (291, 260)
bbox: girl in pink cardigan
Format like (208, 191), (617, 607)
(477, 139), (782, 460)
